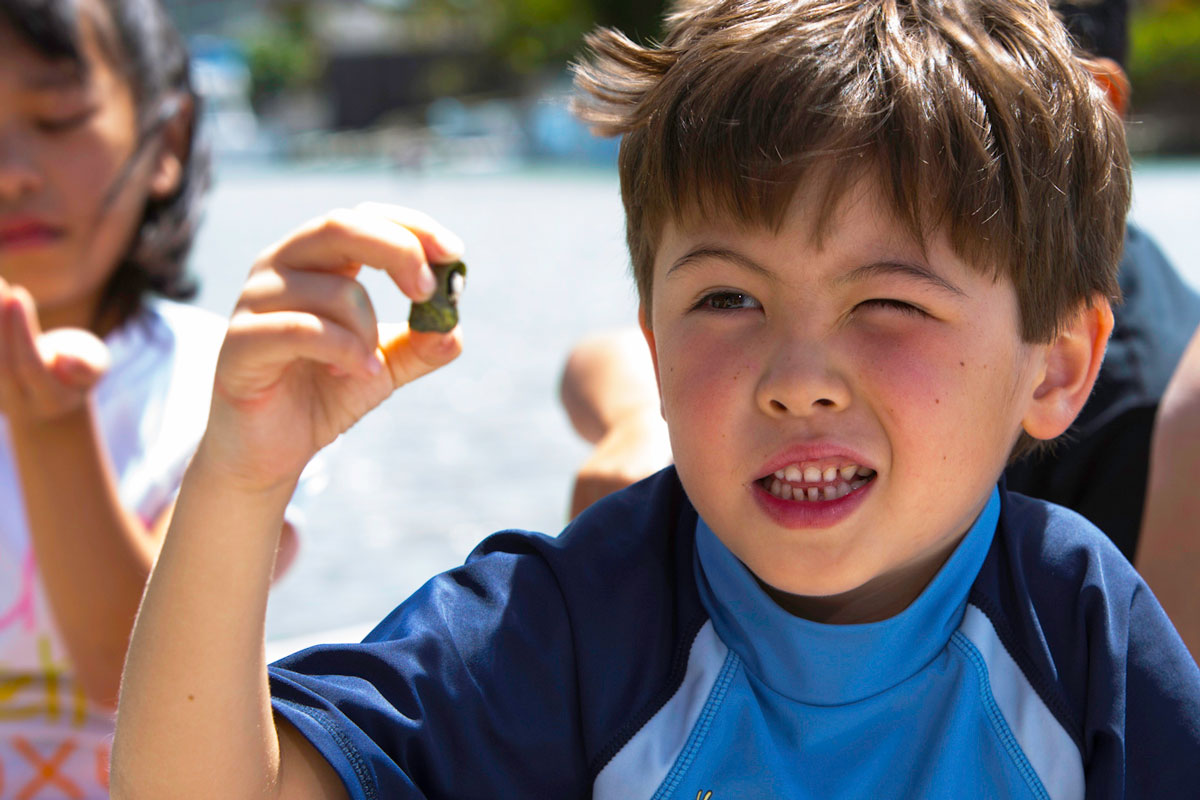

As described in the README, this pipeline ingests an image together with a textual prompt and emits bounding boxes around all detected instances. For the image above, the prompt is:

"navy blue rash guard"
[268,468,1200,799]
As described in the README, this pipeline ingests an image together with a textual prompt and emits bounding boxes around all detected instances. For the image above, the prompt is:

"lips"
[0,219,65,249]
[751,455,877,528]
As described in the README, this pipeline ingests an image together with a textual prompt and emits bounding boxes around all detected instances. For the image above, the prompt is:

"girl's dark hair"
[0,0,211,330]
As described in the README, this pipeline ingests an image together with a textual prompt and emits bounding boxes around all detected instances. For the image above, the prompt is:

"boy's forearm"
[8,401,160,706]
[112,446,294,799]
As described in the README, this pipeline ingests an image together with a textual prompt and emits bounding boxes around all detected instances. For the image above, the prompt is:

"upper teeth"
[773,463,872,483]
[765,462,875,503]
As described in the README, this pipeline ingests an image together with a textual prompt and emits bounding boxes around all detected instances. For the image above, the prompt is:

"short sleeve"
[267,538,591,800]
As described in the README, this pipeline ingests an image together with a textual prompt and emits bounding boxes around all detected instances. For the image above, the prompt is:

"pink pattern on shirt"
[0,551,36,633]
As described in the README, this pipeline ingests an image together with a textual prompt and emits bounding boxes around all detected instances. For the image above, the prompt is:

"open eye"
[693,291,762,312]
[856,298,928,317]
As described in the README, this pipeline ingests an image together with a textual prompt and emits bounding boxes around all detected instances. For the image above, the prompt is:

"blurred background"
[150,0,1199,653]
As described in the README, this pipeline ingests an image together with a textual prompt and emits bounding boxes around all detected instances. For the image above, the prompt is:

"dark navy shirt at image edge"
[266,468,1200,798]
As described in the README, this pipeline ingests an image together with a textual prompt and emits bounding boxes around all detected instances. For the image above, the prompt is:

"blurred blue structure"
[189,35,272,158]
[525,80,620,165]
[425,81,619,169]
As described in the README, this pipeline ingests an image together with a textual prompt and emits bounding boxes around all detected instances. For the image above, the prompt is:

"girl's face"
[0,6,167,333]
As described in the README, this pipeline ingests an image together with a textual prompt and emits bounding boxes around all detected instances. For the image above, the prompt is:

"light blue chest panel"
[593,489,1085,800]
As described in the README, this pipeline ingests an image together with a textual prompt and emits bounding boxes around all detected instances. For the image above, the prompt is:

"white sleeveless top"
[0,299,230,797]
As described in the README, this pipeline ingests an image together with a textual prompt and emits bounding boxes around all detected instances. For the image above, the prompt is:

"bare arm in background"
[1138,322,1200,664]
[560,327,672,519]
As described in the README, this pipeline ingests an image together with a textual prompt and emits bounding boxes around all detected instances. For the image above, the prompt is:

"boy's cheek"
[660,342,761,414]
[852,324,1004,410]
[849,334,950,413]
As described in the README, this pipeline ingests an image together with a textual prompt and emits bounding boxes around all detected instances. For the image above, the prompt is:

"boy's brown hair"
[572,0,1130,344]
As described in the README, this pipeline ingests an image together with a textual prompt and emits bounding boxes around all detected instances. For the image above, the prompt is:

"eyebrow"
[667,246,964,297]
[835,261,965,296]
[667,246,774,279]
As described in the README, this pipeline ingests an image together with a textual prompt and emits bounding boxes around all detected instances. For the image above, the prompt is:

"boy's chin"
[753,567,878,604]
[748,544,956,624]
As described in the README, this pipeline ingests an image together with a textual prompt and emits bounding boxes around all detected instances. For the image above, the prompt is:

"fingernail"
[364,353,382,375]
[417,266,438,299]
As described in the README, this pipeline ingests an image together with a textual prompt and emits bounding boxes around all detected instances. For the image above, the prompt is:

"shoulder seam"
[589,611,711,778]
[966,590,1085,754]
[650,649,740,800]
[950,632,1050,800]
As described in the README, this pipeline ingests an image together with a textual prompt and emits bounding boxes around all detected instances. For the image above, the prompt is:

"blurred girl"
[0,1,296,794]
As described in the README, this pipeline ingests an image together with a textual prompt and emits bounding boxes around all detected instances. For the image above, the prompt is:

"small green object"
[409,260,466,333]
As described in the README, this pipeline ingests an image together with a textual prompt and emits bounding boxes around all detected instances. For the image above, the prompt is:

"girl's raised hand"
[0,278,111,426]
[202,204,465,493]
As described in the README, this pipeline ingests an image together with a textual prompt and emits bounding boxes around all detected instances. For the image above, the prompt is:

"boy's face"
[644,171,1046,610]
[0,5,162,331]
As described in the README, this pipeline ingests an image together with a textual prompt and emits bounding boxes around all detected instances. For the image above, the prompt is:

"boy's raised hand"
[0,278,111,425]
[204,203,464,491]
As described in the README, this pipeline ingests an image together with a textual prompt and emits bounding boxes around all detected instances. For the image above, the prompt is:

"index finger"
[356,203,465,264]
[265,205,465,302]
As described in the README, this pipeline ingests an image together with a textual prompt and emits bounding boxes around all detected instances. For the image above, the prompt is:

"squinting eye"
[858,298,927,316]
[35,109,94,134]
[696,291,762,312]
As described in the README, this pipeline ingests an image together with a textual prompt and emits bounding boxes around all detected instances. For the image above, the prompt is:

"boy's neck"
[756,530,966,624]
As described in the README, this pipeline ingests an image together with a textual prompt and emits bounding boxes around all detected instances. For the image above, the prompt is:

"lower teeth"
[766,476,871,501]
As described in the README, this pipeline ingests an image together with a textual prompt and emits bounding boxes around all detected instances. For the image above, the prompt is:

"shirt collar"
[693,486,1000,704]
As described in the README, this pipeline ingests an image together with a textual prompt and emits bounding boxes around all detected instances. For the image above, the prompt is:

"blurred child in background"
[0,0,299,794]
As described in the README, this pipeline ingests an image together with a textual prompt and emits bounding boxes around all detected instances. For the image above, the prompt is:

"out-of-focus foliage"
[408,0,668,75]
[243,1,323,106]
[486,0,597,75]
[589,1,670,45]
[238,0,671,105]
[1128,0,1200,105]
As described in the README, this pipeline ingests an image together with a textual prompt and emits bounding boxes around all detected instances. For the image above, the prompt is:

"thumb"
[377,323,462,389]
[38,328,112,389]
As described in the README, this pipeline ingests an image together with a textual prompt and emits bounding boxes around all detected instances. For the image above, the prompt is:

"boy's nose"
[755,340,852,418]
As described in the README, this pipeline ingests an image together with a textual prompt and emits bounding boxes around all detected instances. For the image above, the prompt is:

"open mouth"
[758,463,876,502]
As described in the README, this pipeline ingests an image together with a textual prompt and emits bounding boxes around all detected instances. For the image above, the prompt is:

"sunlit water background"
[182,159,1200,652]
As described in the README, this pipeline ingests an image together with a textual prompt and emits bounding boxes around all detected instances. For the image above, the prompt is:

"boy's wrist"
[188,435,304,505]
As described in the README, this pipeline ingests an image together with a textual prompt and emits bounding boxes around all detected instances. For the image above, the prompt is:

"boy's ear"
[148,95,194,200]
[638,305,666,419]
[1022,297,1114,441]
